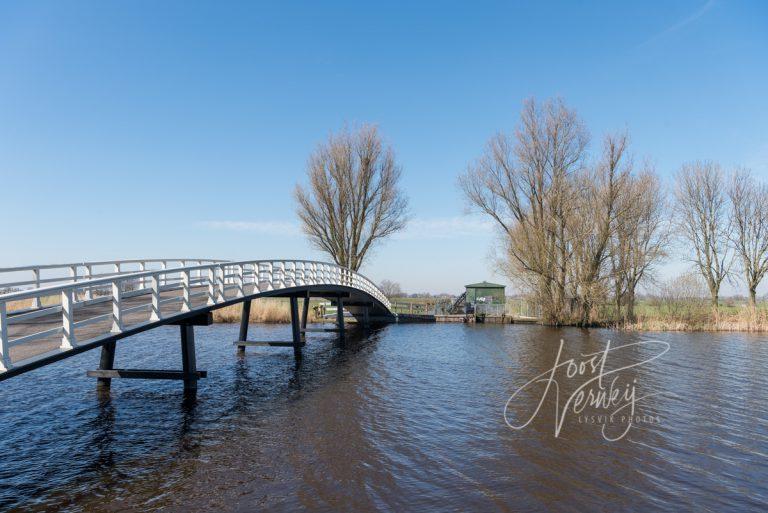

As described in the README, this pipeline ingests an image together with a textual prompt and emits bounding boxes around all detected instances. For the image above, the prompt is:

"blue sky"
[1,1,766,294]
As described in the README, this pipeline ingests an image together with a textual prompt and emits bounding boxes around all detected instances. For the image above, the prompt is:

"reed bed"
[619,307,768,332]
[212,298,323,324]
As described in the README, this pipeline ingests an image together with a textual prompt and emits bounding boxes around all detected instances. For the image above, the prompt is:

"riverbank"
[8,295,768,332]
[618,309,768,332]
[212,298,324,324]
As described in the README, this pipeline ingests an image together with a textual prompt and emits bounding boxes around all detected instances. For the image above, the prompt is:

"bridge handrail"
[0,259,390,372]
[0,258,228,301]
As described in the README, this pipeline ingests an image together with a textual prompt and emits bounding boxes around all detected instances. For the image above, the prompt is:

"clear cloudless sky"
[1,1,766,294]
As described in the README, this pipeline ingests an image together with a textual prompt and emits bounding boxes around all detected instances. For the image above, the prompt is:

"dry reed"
[621,308,768,332]
[212,298,323,324]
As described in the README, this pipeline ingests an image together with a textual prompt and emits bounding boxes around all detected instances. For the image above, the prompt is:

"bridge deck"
[0,259,395,380]
[6,285,218,364]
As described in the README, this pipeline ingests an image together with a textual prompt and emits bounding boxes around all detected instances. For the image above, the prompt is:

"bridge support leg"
[237,300,252,354]
[336,296,345,339]
[96,341,117,390]
[180,324,198,392]
[301,296,310,340]
[363,306,370,330]
[290,296,302,359]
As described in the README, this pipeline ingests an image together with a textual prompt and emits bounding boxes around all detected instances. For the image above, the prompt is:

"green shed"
[465,281,506,304]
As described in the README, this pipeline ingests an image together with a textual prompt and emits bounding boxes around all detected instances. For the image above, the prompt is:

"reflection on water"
[0,323,767,512]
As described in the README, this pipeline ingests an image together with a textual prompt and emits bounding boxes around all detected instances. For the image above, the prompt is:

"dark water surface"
[1,323,767,512]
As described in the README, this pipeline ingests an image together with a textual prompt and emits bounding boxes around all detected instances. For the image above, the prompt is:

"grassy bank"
[212,298,324,324]
[616,304,768,332]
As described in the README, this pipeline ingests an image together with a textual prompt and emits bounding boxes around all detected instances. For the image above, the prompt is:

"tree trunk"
[626,292,636,324]
[749,287,757,313]
[580,298,592,327]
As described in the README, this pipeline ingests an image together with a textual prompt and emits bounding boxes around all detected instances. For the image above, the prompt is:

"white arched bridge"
[0,259,395,390]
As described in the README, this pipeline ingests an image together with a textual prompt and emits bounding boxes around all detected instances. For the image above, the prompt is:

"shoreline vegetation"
[6,296,768,332]
[211,299,324,324]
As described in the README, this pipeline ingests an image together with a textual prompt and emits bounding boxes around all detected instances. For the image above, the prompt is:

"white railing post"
[267,262,275,291]
[61,289,75,349]
[217,266,226,302]
[0,302,9,371]
[111,280,122,333]
[84,265,93,300]
[284,262,292,288]
[150,274,161,321]
[182,270,191,312]
[137,261,146,290]
[160,261,167,287]
[207,268,215,305]
[236,264,244,297]
[31,268,41,308]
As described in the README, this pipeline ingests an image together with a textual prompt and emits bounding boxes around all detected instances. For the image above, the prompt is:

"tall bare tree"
[295,125,408,271]
[459,98,588,324]
[610,168,668,322]
[727,168,768,311]
[674,161,731,309]
[570,133,631,326]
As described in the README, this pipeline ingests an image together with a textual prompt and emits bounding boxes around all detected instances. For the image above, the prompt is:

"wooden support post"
[301,296,310,339]
[363,306,370,330]
[238,300,251,354]
[290,296,302,359]
[336,296,345,339]
[96,341,117,389]
[180,324,198,391]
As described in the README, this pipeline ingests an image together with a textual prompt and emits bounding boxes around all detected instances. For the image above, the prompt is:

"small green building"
[465,281,506,304]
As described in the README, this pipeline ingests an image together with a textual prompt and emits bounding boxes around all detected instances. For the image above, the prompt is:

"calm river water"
[0,323,767,512]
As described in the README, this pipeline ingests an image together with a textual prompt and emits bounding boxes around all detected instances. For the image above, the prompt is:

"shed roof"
[464,281,506,289]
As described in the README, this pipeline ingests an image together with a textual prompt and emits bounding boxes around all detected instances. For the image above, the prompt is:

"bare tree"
[459,98,588,324]
[570,133,631,326]
[295,125,408,271]
[378,279,403,298]
[610,168,668,322]
[674,161,731,309]
[728,168,768,311]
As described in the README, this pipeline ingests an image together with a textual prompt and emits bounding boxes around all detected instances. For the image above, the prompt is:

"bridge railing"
[0,259,390,372]
[0,259,228,310]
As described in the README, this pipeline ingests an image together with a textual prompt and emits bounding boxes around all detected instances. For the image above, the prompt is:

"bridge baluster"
[84,265,93,300]
[182,270,191,312]
[61,289,76,349]
[69,266,78,302]
[150,275,162,321]
[217,266,226,302]
[207,268,215,305]
[0,302,9,371]
[235,265,244,297]
[137,262,146,291]
[111,280,122,333]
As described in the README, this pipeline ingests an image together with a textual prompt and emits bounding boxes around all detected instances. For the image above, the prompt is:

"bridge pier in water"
[87,313,210,392]
[95,341,116,390]
[236,300,252,355]
[235,294,311,357]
